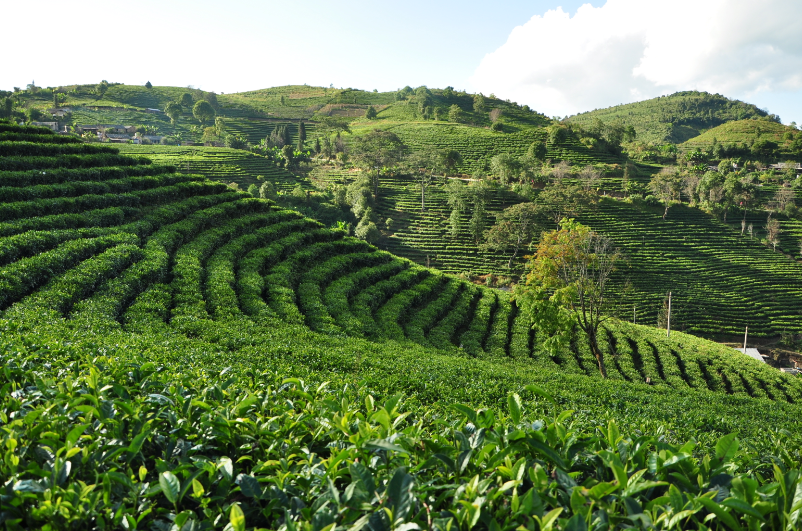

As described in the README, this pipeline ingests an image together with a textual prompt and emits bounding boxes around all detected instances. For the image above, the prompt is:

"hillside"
[4,123,802,529]
[681,118,801,152]
[566,91,771,144]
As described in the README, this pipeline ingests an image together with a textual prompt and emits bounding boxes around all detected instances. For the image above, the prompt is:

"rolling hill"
[3,121,802,530]
[566,91,772,144]
[680,118,801,152]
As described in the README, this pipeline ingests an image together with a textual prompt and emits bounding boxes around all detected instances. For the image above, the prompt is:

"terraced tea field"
[0,123,796,391]
[4,123,802,530]
[352,121,623,176]
[115,144,314,193]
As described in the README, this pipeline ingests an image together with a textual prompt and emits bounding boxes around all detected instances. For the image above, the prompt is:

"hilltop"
[681,118,802,154]
[566,91,772,144]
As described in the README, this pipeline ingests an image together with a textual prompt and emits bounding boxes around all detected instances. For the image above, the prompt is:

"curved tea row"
[1,122,799,403]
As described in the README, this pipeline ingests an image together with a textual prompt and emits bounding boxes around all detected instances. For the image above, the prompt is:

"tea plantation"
[2,123,802,530]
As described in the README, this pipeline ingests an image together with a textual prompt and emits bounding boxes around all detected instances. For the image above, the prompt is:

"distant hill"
[680,118,800,152]
[566,91,772,144]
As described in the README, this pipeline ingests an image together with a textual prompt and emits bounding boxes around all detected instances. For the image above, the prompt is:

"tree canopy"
[192,100,215,124]
[482,202,541,268]
[515,219,621,378]
[349,130,406,198]
[164,102,182,125]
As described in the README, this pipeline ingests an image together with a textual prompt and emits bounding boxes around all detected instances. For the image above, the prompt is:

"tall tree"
[515,219,621,378]
[473,93,486,114]
[180,92,193,108]
[192,100,215,124]
[490,153,522,184]
[648,167,682,219]
[536,166,595,226]
[483,202,541,268]
[766,215,782,251]
[349,130,406,199]
[365,106,377,119]
[468,180,491,243]
[444,178,469,236]
[145,81,152,89]
[164,102,182,125]
[448,104,463,123]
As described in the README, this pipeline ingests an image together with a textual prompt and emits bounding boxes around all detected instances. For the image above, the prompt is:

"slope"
[681,118,801,152]
[4,123,802,529]
[566,91,771,144]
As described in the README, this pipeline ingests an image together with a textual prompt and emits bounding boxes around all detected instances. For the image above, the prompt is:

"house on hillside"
[106,133,132,143]
[734,347,770,363]
[145,108,163,114]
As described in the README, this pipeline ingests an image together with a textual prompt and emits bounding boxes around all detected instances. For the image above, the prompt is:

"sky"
[3,0,802,125]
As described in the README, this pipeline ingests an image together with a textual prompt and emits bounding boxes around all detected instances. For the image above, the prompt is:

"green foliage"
[567,91,772,144]
[448,104,463,124]
[192,100,215,124]
[163,101,182,124]
[6,117,802,529]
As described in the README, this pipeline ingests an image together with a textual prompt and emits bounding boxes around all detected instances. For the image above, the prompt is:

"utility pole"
[743,326,748,352]
[666,291,672,338]
[633,305,636,325]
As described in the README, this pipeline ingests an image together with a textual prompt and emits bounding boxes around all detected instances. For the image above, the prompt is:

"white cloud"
[470,0,802,120]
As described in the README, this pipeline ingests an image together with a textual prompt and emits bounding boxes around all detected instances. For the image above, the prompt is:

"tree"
[349,129,406,199]
[365,106,377,119]
[298,121,307,142]
[578,165,602,193]
[648,167,682,219]
[547,125,567,145]
[444,178,469,236]
[473,93,485,114]
[527,141,547,161]
[180,92,193,108]
[751,139,778,160]
[766,215,782,251]
[515,219,621,378]
[281,145,295,169]
[203,92,219,110]
[259,181,276,200]
[405,149,442,211]
[164,102,182,125]
[483,202,541,268]
[490,153,521,184]
[468,180,491,243]
[770,184,796,214]
[448,104,463,123]
[536,164,595,226]
[145,81,152,89]
[355,216,380,243]
[193,100,215,124]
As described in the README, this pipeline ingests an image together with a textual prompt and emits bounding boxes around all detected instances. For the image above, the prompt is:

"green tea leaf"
[524,384,557,405]
[236,473,262,498]
[230,503,245,531]
[716,433,739,462]
[159,471,180,504]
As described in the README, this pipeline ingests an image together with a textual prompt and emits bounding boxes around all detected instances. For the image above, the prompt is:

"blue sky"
[3,0,801,125]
